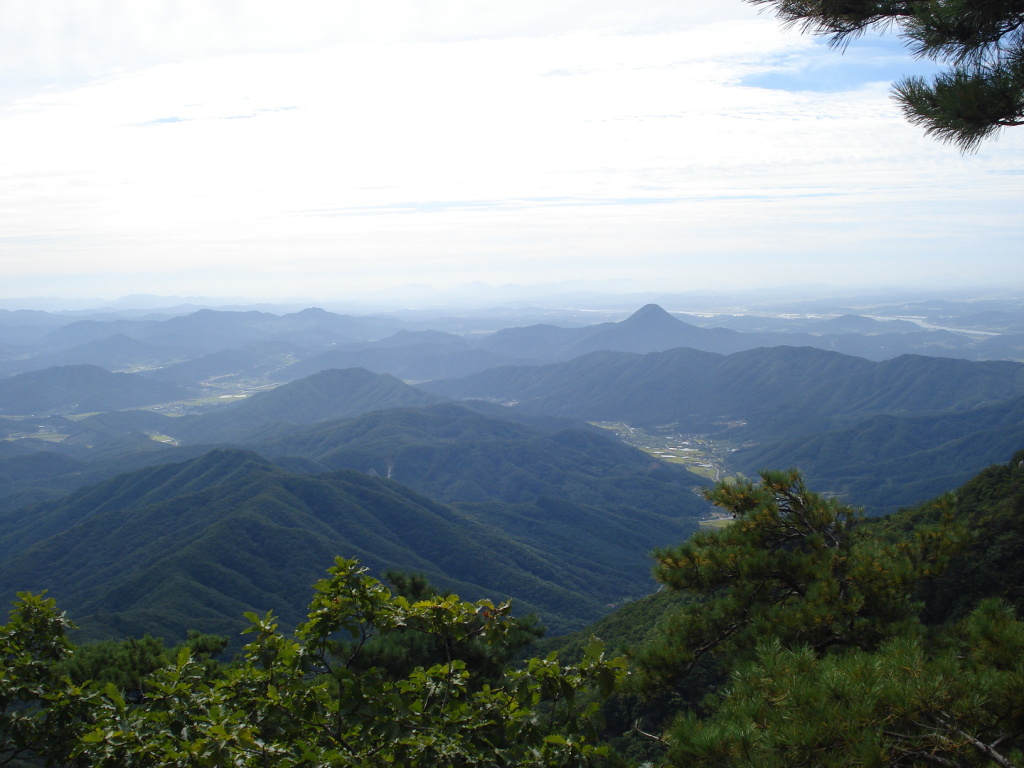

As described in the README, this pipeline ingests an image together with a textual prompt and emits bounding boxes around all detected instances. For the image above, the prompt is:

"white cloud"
[0,2,1021,299]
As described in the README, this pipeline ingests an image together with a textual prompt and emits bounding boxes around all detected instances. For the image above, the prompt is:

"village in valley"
[591,421,740,482]
[590,421,743,527]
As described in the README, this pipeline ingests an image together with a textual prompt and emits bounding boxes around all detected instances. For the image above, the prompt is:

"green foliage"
[745,0,1024,150]
[56,631,229,700]
[0,559,626,767]
[633,470,958,692]
[667,598,1024,767]
[887,449,1024,624]
[0,591,76,766]
[624,469,978,766]
[351,570,545,680]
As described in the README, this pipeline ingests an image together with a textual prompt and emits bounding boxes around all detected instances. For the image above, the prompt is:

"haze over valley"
[0,287,1021,642]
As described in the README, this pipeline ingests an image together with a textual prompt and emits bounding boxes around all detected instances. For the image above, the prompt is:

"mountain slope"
[254,402,702,508]
[166,368,448,443]
[0,365,192,416]
[0,334,184,377]
[273,335,513,383]
[423,346,1024,438]
[143,340,307,387]
[735,394,1024,513]
[249,402,707,598]
[0,449,675,640]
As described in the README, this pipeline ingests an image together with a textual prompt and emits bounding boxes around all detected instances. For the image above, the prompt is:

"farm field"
[591,421,743,483]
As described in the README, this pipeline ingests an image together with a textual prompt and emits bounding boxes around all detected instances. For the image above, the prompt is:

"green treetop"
[0,559,626,767]
[633,470,959,691]
[746,0,1024,150]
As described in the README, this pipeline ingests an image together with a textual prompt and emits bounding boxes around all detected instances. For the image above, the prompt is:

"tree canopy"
[746,0,1024,150]
[624,468,1024,767]
[0,559,626,767]
[5,460,1024,767]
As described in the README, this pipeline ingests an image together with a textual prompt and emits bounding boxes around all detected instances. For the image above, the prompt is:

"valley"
[0,294,1021,646]
[590,421,742,482]
[0,293,1022,766]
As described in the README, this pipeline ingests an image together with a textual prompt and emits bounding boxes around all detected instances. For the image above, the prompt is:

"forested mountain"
[252,401,696,504]
[888,449,1024,624]
[0,334,183,378]
[142,340,306,387]
[423,345,1024,438]
[270,330,515,382]
[8,448,1022,767]
[528,451,1024,766]
[544,449,1024,662]
[0,448,703,641]
[164,367,447,443]
[0,364,191,416]
[735,393,1024,513]
[422,347,1024,513]
[0,299,1021,655]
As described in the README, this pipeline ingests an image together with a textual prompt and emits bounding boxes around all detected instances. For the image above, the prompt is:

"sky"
[1,1,1022,303]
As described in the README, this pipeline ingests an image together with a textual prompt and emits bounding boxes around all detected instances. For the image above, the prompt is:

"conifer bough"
[746,0,1024,150]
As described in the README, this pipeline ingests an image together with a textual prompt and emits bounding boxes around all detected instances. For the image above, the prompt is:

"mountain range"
[1,302,1020,387]
[0,298,1021,648]
[0,447,703,641]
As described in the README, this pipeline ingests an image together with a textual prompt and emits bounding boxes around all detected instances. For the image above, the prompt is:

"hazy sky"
[2,1,1021,302]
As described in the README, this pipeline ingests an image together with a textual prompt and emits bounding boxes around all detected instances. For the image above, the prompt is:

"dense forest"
[3,450,1022,766]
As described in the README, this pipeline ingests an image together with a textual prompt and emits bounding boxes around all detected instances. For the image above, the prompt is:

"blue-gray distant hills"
[0,334,184,378]
[272,331,511,383]
[422,346,1024,435]
[137,340,305,387]
[38,307,401,354]
[0,364,191,416]
[467,304,991,366]
[3,303,1017,386]
[165,367,448,444]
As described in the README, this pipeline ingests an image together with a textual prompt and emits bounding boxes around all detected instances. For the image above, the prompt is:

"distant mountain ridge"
[4,302,1017,389]
[421,346,1024,513]
[422,345,1024,438]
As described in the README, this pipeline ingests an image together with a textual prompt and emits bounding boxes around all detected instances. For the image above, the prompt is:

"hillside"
[143,340,306,387]
[165,367,448,443]
[254,401,702,507]
[0,334,183,377]
[0,447,702,641]
[734,394,1024,513]
[0,364,192,416]
[885,448,1024,623]
[424,346,1024,437]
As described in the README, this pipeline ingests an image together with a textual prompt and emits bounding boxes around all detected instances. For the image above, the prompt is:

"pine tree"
[745,0,1024,150]
[668,599,1024,768]
[633,470,957,691]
